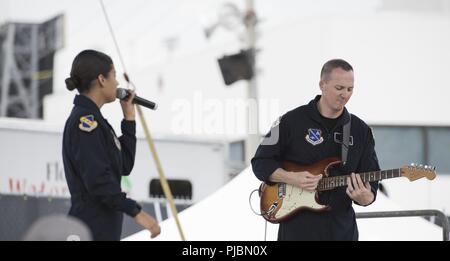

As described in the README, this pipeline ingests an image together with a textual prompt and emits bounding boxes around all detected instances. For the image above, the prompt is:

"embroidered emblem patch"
[305,128,324,146]
[111,130,122,151]
[79,115,98,132]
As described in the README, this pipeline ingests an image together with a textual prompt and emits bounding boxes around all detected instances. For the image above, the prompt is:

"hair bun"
[65,76,80,91]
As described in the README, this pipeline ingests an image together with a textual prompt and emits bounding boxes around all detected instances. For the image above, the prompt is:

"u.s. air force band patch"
[79,115,98,132]
[305,128,324,145]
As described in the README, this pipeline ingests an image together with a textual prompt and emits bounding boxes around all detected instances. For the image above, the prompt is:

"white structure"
[1,0,449,240]
[1,0,450,135]
[0,117,244,202]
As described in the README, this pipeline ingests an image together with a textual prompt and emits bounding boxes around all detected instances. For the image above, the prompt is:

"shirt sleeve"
[355,127,380,206]
[251,115,289,182]
[119,119,137,176]
[71,124,141,217]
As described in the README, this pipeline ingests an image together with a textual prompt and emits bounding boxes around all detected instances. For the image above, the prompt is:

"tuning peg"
[424,165,429,169]
[410,163,415,167]
[419,164,423,168]
[432,166,436,171]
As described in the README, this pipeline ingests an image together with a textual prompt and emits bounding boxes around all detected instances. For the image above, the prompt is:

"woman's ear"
[97,74,106,87]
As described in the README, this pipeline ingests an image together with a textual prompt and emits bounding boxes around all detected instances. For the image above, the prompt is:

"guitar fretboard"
[317,168,402,191]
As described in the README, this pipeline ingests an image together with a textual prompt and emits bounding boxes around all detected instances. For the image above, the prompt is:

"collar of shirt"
[73,94,105,121]
[307,95,350,128]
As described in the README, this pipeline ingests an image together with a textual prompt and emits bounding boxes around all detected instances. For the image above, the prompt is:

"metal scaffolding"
[0,14,64,119]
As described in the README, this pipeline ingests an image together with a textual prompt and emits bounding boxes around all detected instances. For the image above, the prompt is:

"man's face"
[320,68,354,113]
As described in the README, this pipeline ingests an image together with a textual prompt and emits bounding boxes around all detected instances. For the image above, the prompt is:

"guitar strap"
[341,114,351,166]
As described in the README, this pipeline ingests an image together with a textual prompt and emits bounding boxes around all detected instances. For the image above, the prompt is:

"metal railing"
[356,209,449,241]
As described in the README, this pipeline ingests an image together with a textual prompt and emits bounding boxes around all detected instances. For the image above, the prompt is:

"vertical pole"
[244,0,260,164]
[0,24,14,117]
[136,105,186,241]
[98,0,186,240]
[29,24,39,118]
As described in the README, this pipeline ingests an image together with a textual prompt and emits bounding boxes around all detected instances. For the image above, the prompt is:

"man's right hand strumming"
[269,168,323,192]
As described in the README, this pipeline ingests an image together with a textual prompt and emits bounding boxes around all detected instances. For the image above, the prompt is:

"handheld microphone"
[116,88,157,110]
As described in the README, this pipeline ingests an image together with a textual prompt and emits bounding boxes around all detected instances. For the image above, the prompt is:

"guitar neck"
[317,168,402,191]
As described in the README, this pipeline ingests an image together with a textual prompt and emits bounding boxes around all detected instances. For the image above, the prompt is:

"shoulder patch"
[79,115,98,132]
[305,128,324,146]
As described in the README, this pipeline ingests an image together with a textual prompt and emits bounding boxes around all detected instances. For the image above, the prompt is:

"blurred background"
[0,0,449,240]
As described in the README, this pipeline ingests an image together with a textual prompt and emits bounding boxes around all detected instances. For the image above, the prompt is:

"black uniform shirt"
[62,95,141,241]
[251,95,380,240]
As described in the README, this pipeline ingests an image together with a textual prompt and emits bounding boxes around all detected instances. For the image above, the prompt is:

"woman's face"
[102,66,119,103]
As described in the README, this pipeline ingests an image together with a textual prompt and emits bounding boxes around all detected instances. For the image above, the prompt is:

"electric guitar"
[258,157,437,223]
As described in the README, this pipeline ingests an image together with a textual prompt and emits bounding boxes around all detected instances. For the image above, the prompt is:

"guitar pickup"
[278,183,286,198]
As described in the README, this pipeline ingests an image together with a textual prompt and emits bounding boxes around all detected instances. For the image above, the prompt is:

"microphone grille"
[116,88,127,99]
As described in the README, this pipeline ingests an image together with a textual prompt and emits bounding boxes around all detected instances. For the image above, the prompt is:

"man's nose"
[340,91,350,99]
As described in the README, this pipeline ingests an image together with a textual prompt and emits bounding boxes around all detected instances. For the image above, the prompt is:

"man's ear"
[319,80,325,91]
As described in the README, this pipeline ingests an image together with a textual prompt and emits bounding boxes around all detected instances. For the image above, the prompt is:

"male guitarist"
[251,59,379,240]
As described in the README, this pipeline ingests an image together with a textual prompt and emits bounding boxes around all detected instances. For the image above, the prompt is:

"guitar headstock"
[401,164,437,181]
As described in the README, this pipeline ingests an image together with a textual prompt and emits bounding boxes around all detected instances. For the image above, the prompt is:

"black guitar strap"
[341,114,351,166]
